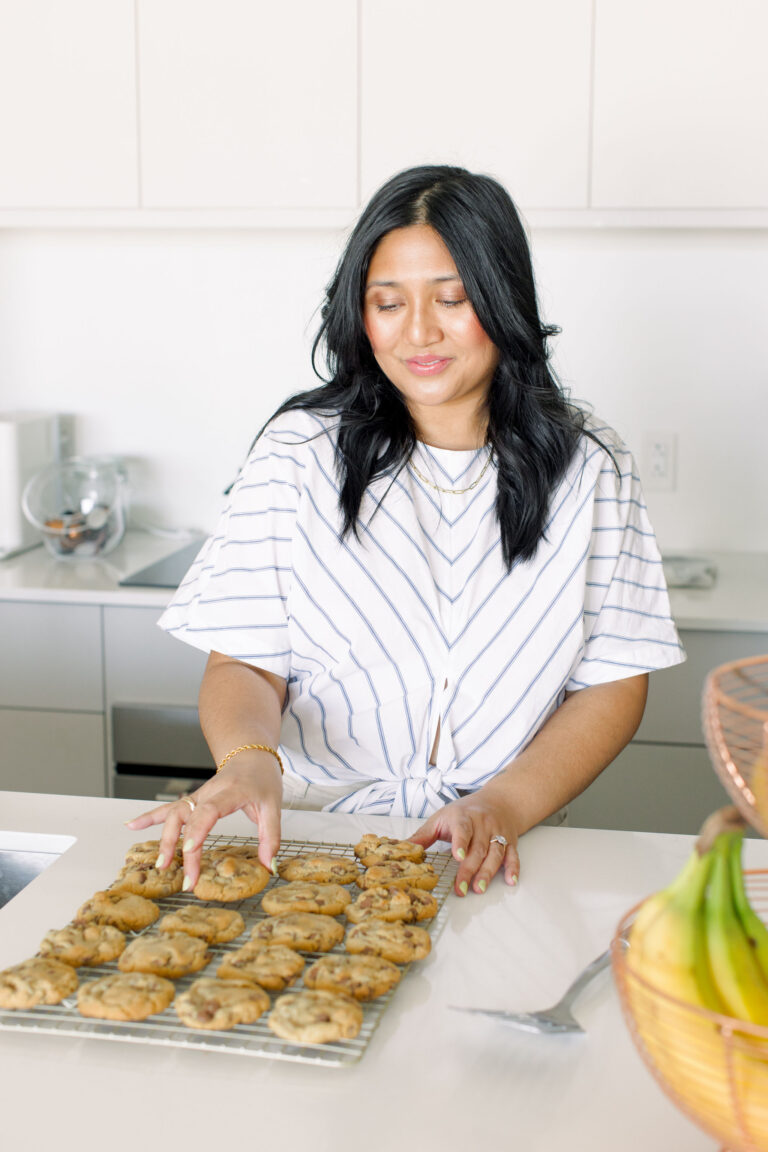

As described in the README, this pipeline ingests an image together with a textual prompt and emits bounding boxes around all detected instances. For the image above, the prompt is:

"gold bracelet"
[216,744,283,775]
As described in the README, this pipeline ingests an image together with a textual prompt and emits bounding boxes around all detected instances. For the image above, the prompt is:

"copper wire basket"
[703,655,768,840]
[612,872,768,1152]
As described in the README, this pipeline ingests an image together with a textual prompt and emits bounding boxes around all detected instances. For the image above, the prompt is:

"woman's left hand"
[409,793,520,896]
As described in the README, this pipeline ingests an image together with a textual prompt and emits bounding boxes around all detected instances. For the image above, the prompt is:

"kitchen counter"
[4,792,768,1150]
[0,533,766,631]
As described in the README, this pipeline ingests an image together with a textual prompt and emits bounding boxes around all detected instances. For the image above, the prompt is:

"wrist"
[215,743,283,776]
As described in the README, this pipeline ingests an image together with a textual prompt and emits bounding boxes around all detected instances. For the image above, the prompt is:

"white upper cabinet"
[592,0,768,209]
[137,0,358,210]
[0,0,138,208]
[359,0,593,210]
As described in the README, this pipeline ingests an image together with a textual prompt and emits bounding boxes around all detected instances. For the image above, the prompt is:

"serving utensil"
[450,943,617,1034]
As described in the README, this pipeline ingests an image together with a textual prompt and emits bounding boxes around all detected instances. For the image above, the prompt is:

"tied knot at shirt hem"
[324,767,463,819]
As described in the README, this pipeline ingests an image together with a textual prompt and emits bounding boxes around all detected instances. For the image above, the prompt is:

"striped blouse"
[159,408,685,817]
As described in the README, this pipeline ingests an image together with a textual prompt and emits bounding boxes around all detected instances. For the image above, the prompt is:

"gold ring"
[179,795,196,814]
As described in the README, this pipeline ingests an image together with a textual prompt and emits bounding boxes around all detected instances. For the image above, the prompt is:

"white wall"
[0,223,766,552]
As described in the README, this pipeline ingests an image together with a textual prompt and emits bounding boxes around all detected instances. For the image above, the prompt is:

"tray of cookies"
[0,833,457,1066]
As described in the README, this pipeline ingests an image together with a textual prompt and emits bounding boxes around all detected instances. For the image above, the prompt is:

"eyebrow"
[365,275,462,289]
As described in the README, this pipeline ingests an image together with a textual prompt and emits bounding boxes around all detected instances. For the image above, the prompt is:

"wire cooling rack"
[0,835,457,1067]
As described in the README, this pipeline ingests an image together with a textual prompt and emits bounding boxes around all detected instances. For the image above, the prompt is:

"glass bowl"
[22,457,127,559]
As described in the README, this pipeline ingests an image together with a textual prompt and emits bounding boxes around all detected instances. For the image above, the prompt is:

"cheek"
[458,313,498,361]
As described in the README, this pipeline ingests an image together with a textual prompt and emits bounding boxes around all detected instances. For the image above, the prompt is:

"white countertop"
[4,791,768,1151]
[0,533,766,631]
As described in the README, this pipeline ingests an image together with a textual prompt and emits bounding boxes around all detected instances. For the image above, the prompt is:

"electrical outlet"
[642,430,677,492]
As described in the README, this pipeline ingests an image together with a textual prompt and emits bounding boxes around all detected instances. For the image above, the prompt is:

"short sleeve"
[157,424,304,678]
[566,438,685,690]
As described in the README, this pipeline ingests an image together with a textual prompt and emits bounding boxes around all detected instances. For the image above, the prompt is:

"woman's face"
[363,225,499,448]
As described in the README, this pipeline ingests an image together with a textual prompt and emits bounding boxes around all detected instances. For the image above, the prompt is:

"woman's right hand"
[124,755,283,891]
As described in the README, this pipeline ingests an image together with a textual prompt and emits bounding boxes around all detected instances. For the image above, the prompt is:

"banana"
[703,830,768,1026]
[628,843,724,1012]
[728,828,768,983]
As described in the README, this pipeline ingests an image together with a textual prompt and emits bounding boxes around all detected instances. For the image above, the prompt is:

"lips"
[405,356,453,376]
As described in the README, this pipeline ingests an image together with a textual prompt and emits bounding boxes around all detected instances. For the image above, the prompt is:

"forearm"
[198,650,286,768]
[479,673,649,836]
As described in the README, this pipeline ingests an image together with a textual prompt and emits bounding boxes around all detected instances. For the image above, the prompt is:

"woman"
[127,165,684,896]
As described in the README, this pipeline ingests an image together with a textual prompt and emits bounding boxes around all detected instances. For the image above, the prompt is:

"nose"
[405,301,442,348]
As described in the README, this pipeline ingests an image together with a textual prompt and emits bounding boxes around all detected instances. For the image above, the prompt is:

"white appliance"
[0,411,59,559]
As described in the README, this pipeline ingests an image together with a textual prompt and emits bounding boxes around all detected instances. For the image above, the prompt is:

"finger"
[179,801,222,891]
[124,803,175,832]
[469,837,508,895]
[408,814,440,850]
[503,842,521,888]
[243,798,282,874]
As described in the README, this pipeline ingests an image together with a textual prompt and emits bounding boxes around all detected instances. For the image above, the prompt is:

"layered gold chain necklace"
[408,447,493,495]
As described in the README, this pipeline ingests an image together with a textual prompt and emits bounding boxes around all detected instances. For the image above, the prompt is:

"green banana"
[703,830,768,1025]
[728,829,768,985]
[628,844,725,1012]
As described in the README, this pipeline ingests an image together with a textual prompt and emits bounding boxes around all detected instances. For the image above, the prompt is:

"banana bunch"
[624,806,768,1146]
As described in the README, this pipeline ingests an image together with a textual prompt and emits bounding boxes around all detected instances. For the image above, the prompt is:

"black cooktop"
[119,538,206,589]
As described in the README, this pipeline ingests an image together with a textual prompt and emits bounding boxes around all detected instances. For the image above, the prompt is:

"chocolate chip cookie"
[38,923,127,967]
[158,905,246,945]
[277,854,360,885]
[358,861,438,891]
[250,913,344,953]
[174,977,270,1030]
[267,989,363,1045]
[117,932,211,979]
[345,920,432,964]
[217,943,305,991]
[304,953,401,1001]
[0,957,79,1009]
[112,860,184,899]
[77,972,175,1021]
[354,834,426,866]
[345,885,438,924]
[75,890,160,932]
[261,881,351,917]
[193,851,271,902]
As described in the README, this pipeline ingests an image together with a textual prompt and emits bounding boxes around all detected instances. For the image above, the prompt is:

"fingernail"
[182,875,192,892]
[123,820,135,826]
[183,839,194,853]
[509,874,518,887]
[456,848,466,861]
[271,857,278,877]
[155,853,165,869]
[459,881,468,896]
[478,879,487,894]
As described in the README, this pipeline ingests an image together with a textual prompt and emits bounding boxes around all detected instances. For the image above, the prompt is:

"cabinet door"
[0,0,138,208]
[138,0,358,209]
[0,601,103,711]
[103,606,207,707]
[360,0,593,209]
[592,0,768,208]
[0,709,105,795]
[568,743,736,835]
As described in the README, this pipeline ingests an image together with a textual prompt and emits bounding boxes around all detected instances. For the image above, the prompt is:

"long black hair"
[267,165,596,570]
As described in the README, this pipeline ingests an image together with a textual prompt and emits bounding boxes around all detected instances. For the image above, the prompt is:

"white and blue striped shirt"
[159,409,684,817]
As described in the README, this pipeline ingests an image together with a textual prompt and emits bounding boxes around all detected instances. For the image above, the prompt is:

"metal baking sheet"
[0,835,457,1067]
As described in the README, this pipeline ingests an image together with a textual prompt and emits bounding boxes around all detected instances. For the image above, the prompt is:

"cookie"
[359,861,438,891]
[250,913,344,953]
[345,920,432,964]
[158,906,245,945]
[112,860,184,899]
[217,943,305,991]
[354,833,426,866]
[76,972,175,1021]
[117,932,211,979]
[174,977,270,1031]
[267,989,363,1045]
[38,923,126,967]
[277,854,360,885]
[345,885,438,924]
[261,881,351,917]
[304,953,401,1001]
[124,839,183,867]
[206,843,261,860]
[193,852,270,902]
[75,890,160,932]
[0,957,79,1009]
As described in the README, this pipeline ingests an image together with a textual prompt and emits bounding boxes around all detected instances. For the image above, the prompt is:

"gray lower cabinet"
[0,708,105,795]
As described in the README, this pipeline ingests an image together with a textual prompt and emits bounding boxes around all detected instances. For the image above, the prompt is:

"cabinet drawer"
[637,629,768,745]
[104,606,207,707]
[0,601,103,710]
[0,708,105,795]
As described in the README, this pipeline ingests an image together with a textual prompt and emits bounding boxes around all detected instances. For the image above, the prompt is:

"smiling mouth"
[406,356,452,375]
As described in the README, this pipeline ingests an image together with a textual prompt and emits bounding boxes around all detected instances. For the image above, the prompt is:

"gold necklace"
[408,448,493,495]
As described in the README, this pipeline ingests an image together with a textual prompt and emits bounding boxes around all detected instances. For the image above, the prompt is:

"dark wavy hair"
[267,165,598,570]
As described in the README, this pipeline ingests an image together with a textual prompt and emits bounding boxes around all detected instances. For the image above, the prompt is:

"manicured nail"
[509,874,518,887]
[459,880,468,896]
[456,847,466,861]
[155,853,165,869]
[183,839,194,853]
[271,857,278,877]
[478,879,487,894]
[182,875,192,892]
